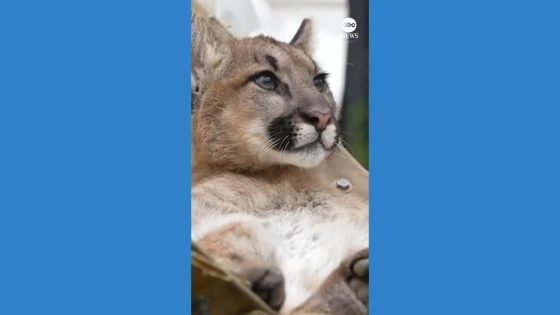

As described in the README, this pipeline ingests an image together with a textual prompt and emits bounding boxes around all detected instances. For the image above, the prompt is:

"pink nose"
[307,111,332,131]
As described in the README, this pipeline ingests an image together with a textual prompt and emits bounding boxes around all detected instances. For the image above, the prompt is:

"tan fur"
[191,4,368,314]
[191,35,333,173]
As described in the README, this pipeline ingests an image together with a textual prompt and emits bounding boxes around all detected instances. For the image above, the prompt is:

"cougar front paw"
[243,266,286,311]
[344,249,369,307]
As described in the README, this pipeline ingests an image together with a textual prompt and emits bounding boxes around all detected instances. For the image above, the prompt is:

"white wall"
[203,0,349,105]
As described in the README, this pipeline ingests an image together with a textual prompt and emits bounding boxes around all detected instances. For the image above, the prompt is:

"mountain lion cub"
[191,10,369,315]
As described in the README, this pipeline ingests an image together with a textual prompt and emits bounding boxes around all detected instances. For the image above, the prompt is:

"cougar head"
[192,15,341,171]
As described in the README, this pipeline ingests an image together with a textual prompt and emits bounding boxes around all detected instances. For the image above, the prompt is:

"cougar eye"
[313,73,328,91]
[253,71,277,90]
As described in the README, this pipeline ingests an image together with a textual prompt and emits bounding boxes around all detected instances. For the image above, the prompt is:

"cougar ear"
[289,19,313,54]
[191,13,233,98]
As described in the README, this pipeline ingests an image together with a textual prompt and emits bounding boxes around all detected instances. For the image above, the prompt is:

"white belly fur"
[192,210,369,313]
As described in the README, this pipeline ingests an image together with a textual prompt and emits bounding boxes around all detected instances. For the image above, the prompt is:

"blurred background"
[199,0,369,168]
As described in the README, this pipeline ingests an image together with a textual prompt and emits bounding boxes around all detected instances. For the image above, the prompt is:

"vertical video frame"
[191,1,369,314]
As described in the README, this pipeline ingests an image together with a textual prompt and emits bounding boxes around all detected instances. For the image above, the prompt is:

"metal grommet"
[336,177,352,192]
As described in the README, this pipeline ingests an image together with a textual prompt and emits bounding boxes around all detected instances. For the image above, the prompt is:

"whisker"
[278,135,290,152]
[339,138,354,151]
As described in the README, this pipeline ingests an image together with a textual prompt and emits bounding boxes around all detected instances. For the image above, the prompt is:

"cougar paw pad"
[344,249,369,307]
[351,258,369,278]
[246,267,286,311]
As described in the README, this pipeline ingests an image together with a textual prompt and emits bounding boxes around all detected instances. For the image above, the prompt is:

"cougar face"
[192,18,341,170]
[239,37,341,168]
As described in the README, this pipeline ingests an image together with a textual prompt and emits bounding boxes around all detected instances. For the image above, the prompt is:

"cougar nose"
[304,111,332,131]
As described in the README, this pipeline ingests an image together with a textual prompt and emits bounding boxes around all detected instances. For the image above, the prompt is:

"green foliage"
[343,98,369,169]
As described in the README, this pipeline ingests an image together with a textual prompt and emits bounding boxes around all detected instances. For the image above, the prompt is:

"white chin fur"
[259,145,328,168]
[249,121,337,169]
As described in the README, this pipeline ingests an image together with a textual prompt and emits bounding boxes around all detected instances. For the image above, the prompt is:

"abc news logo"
[341,18,358,39]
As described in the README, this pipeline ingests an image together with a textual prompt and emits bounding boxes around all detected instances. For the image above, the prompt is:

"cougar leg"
[197,222,286,311]
[290,248,369,315]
